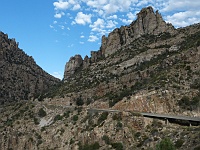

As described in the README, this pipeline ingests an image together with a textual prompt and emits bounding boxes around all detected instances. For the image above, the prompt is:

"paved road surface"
[88,108,200,122]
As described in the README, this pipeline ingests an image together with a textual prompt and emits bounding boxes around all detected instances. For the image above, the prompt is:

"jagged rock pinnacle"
[64,6,175,80]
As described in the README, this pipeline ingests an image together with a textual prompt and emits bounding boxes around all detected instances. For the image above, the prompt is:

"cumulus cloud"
[89,18,107,35]
[89,18,105,30]
[127,12,135,20]
[72,4,81,10]
[106,20,118,28]
[158,0,200,27]
[103,4,118,14]
[166,10,200,27]
[53,1,69,10]
[120,18,132,24]
[107,15,118,20]
[52,0,200,44]
[80,35,85,38]
[54,12,65,18]
[88,35,99,42]
[120,12,137,24]
[59,25,65,29]
[75,12,92,25]
[86,0,133,15]
[161,0,200,12]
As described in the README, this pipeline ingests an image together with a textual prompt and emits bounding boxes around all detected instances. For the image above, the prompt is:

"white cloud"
[136,0,150,7]
[52,0,200,45]
[157,0,200,28]
[75,12,92,25]
[54,13,62,18]
[53,1,69,10]
[119,12,136,24]
[80,35,85,38]
[103,3,118,14]
[80,41,84,44]
[51,71,63,80]
[106,20,118,28]
[127,12,135,20]
[88,35,99,42]
[68,44,74,47]
[89,18,105,30]
[69,0,76,5]
[120,18,132,24]
[107,15,118,19]
[72,4,81,10]
[98,10,104,16]
[161,0,200,12]
[54,12,65,18]
[166,10,200,27]
[59,25,65,29]
[53,21,57,24]
[89,18,107,35]
[49,25,54,28]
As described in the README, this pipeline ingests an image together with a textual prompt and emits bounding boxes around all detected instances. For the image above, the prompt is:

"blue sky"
[0,0,200,79]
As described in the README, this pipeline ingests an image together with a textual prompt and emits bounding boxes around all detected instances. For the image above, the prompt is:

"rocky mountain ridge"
[64,6,175,80]
[51,6,200,116]
[0,32,60,103]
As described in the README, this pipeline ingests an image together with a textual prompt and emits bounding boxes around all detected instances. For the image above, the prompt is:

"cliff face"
[64,55,83,80]
[64,6,175,79]
[101,6,175,57]
[0,32,60,103]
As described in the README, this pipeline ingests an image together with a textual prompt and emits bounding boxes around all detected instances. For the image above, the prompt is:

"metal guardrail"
[87,108,200,123]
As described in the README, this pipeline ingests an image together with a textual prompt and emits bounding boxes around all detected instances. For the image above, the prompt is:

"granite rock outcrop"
[101,6,175,57]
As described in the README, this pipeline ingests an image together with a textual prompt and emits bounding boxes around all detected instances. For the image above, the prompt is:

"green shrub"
[156,138,175,150]
[64,111,70,118]
[72,115,78,122]
[178,96,190,110]
[34,117,39,125]
[70,139,74,144]
[76,97,84,106]
[37,139,42,146]
[134,132,141,138]
[97,112,108,125]
[102,135,110,144]
[54,114,63,122]
[116,121,123,128]
[60,128,65,135]
[79,142,100,150]
[112,113,122,121]
[175,139,184,148]
[111,142,123,150]
[38,108,46,118]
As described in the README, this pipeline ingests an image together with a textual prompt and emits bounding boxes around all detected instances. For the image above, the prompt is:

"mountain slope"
[45,7,200,116]
[0,6,200,150]
[0,32,60,103]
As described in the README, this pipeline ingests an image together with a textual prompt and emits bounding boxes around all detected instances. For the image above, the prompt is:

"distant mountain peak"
[101,6,175,57]
[64,6,175,79]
